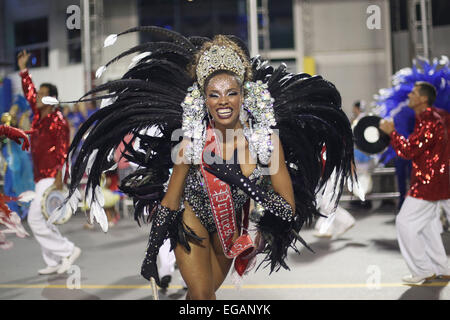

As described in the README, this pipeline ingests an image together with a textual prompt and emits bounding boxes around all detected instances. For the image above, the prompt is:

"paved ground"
[1,201,449,300]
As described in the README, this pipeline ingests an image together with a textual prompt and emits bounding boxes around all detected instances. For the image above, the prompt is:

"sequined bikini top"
[182,148,267,232]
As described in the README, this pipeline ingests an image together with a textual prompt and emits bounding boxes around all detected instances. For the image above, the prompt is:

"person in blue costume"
[1,110,34,219]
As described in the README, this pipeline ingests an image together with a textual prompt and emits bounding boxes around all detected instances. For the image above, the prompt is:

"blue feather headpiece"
[374,56,450,118]
[373,56,450,164]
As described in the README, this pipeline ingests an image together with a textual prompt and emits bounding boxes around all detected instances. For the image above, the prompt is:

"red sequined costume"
[390,107,450,201]
[19,69,70,182]
[391,106,450,279]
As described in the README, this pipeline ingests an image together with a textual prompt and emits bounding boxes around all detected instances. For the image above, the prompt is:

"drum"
[353,115,390,154]
[41,185,72,224]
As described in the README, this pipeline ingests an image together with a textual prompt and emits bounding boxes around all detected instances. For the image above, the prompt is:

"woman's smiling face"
[204,72,243,129]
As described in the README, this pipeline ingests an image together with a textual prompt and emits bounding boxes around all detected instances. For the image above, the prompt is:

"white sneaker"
[313,231,333,238]
[57,247,81,274]
[402,274,436,284]
[38,265,60,275]
[313,216,334,238]
[332,209,355,239]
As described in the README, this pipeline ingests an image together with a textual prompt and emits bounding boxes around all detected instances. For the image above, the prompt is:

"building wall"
[392,25,450,70]
[2,0,139,103]
[0,0,5,64]
[307,0,391,116]
[3,0,446,114]
[100,0,139,82]
[3,0,84,102]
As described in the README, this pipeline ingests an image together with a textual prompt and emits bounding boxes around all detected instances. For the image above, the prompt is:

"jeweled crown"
[196,45,245,88]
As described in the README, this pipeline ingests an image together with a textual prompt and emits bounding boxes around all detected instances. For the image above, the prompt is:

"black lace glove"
[203,154,293,223]
[141,204,183,286]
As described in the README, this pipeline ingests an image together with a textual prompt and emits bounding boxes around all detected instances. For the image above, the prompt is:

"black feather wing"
[67,28,194,224]
[252,57,354,225]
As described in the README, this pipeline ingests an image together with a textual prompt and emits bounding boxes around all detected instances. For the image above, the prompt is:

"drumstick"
[150,277,159,300]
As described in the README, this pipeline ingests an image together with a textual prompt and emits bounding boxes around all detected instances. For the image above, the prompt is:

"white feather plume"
[90,200,108,232]
[104,34,118,47]
[103,162,118,173]
[95,65,107,79]
[348,176,366,202]
[94,186,105,207]
[86,149,98,175]
[62,153,72,181]
[42,96,59,105]
[128,52,151,69]
[102,149,118,172]
[100,96,117,109]
[85,186,93,206]
[68,189,82,213]
[107,148,115,162]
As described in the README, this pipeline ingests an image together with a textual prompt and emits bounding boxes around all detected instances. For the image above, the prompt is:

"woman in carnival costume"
[48,27,354,300]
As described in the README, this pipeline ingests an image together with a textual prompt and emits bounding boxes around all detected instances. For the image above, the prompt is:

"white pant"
[157,239,176,278]
[28,178,75,267]
[396,196,449,277]
[441,200,450,231]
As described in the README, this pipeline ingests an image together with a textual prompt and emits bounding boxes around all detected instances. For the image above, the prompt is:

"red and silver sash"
[200,125,254,274]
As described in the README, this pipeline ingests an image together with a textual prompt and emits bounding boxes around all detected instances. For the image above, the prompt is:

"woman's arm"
[141,138,199,285]
[160,137,191,210]
[160,162,190,210]
[268,133,295,213]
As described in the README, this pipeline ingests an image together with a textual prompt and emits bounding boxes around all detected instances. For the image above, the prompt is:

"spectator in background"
[351,100,374,208]
[86,101,98,118]
[61,105,70,118]
[351,100,364,123]
[67,103,87,132]
[102,171,121,228]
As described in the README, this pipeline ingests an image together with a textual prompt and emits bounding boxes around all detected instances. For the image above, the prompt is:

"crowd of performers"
[0,26,449,299]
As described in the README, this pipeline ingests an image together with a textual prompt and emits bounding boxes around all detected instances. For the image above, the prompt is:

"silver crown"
[196,45,245,88]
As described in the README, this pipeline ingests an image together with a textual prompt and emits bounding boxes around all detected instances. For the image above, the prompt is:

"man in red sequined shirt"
[380,81,450,284]
[18,50,81,275]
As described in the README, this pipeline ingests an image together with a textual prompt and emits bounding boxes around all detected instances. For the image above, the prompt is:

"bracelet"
[259,191,293,222]
[250,192,293,223]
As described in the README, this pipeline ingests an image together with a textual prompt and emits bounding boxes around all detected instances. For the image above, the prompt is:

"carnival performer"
[1,110,35,219]
[17,50,81,275]
[48,27,354,300]
[0,124,31,249]
[375,56,450,211]
[380,81,450,284]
